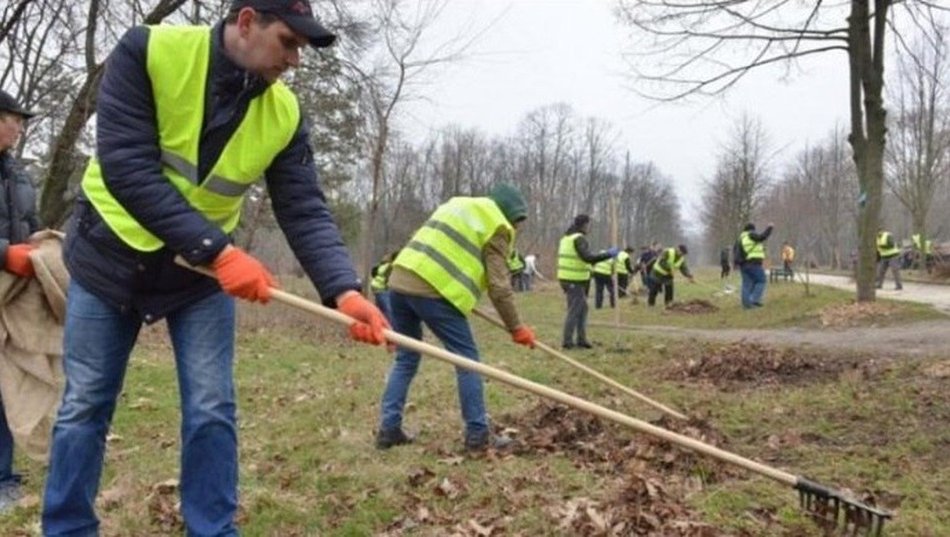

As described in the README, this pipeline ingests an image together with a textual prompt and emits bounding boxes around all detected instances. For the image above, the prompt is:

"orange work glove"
[337,291,390,346]
[212,246,276,303]
[5,243,35,278]
[511,325,536,348]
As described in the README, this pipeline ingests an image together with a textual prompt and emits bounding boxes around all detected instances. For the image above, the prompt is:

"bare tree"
[616,0,950,301]
[885,30,950,255]
[700,114,774,252]
[345,0,480,289]
[37,0,188,227]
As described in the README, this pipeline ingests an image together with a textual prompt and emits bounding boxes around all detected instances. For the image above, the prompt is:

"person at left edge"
[41,1,390,536]
[0,88,40,514]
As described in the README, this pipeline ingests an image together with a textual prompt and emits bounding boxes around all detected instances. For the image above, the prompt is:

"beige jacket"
[0,230,67,461]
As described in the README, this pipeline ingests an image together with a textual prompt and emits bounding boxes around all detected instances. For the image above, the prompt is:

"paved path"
[799,273,950,313]
[588,274,950,357]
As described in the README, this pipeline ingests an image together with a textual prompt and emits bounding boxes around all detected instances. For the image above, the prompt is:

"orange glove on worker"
[337,291,390,346]
[5,243,35,278]
[511,325,536,348]
[212,246,276,303]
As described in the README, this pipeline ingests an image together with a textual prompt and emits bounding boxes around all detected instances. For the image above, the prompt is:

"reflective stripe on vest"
[651,248,683,276]
[371,262,391,291]
[81,25,300,251]
[557,232,590,281]
[877,232,900,258]
[393,197,513,314]
[616,251,630,275]
[592,259,614,275]
[740,231,765,260]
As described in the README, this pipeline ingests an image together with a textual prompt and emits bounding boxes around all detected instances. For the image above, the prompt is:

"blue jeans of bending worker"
[374,290,393,324]
[740,263,767,308]
[43,281,238,537]
[379,292,488,440]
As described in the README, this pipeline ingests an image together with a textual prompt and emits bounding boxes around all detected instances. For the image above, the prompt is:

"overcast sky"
[399,1,854,227]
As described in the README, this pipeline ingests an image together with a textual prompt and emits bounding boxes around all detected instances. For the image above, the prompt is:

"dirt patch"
[665,299,719,314]
[818,301,899,328]
[664,341,872,389]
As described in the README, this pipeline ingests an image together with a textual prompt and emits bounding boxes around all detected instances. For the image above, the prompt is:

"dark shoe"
[376,428,413,449]
[895,286,903,290]
[465,432,514,452]
[752,302,763,307]
[562,342,574,350]
[576,342,594,349]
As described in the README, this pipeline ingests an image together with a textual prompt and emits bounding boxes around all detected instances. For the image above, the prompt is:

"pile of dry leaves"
[666,341,846,388]
[818,301,897,328]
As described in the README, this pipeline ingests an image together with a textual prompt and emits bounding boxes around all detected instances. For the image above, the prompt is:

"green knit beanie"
[488,183,527,224]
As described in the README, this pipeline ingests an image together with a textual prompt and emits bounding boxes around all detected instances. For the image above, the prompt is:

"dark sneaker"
[464,432,514,452]
[895,286,903,290]
[576,341,594,349]
[376,428,414,450]
[562,342,574,349]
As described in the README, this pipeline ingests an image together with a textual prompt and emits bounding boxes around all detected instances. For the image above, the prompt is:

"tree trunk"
[38,65,103,228]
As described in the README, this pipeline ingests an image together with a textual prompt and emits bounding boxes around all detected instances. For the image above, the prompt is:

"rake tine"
[795,477,890,536]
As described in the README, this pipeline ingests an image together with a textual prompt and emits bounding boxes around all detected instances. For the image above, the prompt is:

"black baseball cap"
[0,90,36,119]
[231,0,336,48]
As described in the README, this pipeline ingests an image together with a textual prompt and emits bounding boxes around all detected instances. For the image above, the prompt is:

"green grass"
[2,273,947,535]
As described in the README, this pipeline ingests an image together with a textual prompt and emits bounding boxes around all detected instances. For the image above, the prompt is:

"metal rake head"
[796,478,891,536]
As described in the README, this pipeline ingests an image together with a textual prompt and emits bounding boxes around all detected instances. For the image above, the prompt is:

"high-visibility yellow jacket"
[740,231,766,261]
[651,247,685,277]
[877,232,900,258]
[394,197,513,314]
[81,25,299,251]
[557,233,590,282]
[616,250,630,275]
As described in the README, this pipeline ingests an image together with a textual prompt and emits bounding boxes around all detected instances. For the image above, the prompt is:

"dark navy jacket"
[65,23,359,322]
[0,151,40,261]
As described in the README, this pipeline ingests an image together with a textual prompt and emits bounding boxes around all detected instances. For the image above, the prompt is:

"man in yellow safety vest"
[876,228,903,290]
[41,2,390,534]
[376,183,536,452]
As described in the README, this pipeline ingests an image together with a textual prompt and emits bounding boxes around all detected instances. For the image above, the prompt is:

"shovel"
[472,307,688,421]
[177,259,892,535]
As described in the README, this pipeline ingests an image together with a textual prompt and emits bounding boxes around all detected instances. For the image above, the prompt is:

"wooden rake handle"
[472,307,688,421]
[175,257,798,487]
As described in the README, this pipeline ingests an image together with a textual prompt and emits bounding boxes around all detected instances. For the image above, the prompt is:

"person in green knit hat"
[376,183,536,451]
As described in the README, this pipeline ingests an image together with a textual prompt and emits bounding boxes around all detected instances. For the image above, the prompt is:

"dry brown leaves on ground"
[665,300,719,314]
[666,341,856,388]
[818,301,898,328]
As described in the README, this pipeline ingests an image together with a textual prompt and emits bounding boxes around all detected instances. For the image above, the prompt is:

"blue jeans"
[740,263,767,308]
[43,281,238,537]
[378,292,487,439]
[374,290,393,324]
[0,391,21,488]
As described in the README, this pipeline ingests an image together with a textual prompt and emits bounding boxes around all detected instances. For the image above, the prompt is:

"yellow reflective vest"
[371,262,391,292]
[740,231,766,261]
[81,25,300,251]
[651,247,684,277]
[394,197,513,314]
[616,250,630,275]
[592,258,614,276]
[877,232,900,258]
[507,250,525,273]
[557,233,590,282]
